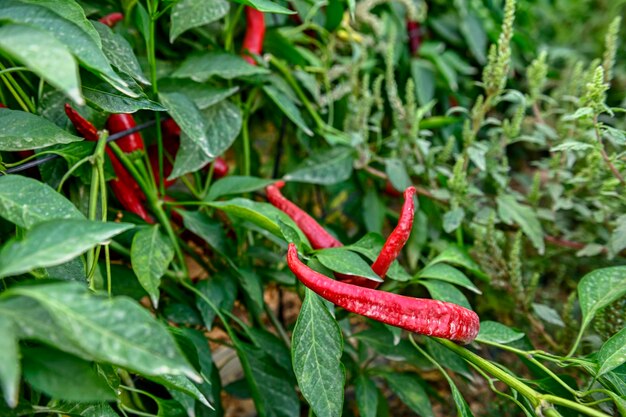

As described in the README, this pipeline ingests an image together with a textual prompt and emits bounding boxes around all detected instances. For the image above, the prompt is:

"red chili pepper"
[266,180,343,249]
[64,104,153,223]
[242,7,265,65]
[106,114,145,153]
[212,157,229,179]
[340,186,416,289]
[384,180,403,197]
[99,12,124,28]
[287,243,480,343]
[406,20,421,56]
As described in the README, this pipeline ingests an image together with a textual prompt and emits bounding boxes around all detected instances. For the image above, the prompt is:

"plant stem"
[593,116,625,185]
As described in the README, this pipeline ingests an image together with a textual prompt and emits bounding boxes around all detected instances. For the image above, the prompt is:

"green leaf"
[424,338,473,381]
[384,373,433,417]
[315,248,382,283]
[475,321,525,344]
[229,0,295,14]
[0,1,133,97]
[292,289,344,417]
[172,52,269,82]
[263,85,313,136]
[0,316,19,407]
[179,211,229,256]
[81,72,164,113]
[385,158,412,192]
[0,175,84,229]
[459,13,486,64]
[578,266,626,336]
[0,24,81,104]
[597,327,626,377]
[206,176,276,201]
[0,109,82,151]
[195,274,237,330]
[430,245,488,281]
[235,267,265,317]
[21,346,115,402]
[147,374,211,409]
[6,282,200,381]
[420,280,471,310]
[93,21,149,85]
[237,342,300,417]
[131,226,175,308]
[355,375,378,417]
[50,402,120,417]
[443,207,465,233]
[284,147,354,185]
[532,303,564,327]
[417,263,481,294]
[411,59,435,106]
[347,233,412,282]
[170,0,229,42]
[497,195,545,254]
[608,215,626,257]
[169,100,242,179]
[160,78,239,109]
[159,92,211,159]
[0,219,133,278]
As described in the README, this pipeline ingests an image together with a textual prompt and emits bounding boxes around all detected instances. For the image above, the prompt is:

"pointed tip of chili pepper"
[64,103,99,141]
[274,180,286,189]
[405,186,416,199]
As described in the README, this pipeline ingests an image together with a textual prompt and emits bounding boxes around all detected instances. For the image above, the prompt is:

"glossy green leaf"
[179,210,229,256]
[93,21,149,84]
[159,92,211,159]
[443,207,465,233]
[170,0,230,42]
[0,316,19,407]
[475,321,525,344]
[292,289,344,417]
[420,280,471,310]
[147,374,212,409]
[424,338,473,381]
[51,402,120,417]
[385,158,412,192]
[597,327,626,376]
[0,24,81,104]
[0,175,84,229]
[497,195,545,254]
[206,176,276,201]
[0,219,133,278]
[82,73,164,113]
[160,79,239,109]
[5,282,200,381]
[384,373,433,417]
[131,226,175,308]
[315,248,382,283]
[22,347,115,402]
[417,263,481,294]
[532,303,564,327]
[263,85,313,136]
[578,266,626,336]
[229,0,294,14]
[430,245,488,281]
[0,1,133,97]
[173,52,269,82]
[0,109,82,151]
[195,273,237,330]
[284,147,354,185]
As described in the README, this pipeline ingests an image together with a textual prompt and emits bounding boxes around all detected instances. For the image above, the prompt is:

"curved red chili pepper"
[287,243,480,343]
[242,7,265,65]
[406,20,421,56]
[340,186,416,288]
[106,114,145,153]
[64,104,153,223]
[99,12,124,28]
[266,181,343,249]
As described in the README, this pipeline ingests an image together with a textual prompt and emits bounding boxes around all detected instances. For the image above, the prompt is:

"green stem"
[224,4,244,52]
[56,155,93,192]
[86,132,109,289]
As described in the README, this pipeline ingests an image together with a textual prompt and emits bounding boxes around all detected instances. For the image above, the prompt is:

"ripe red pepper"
[64,104,153,223]
[105,114,145,153]
[406,20,421,56]
[287,243,480,343]
[99,12,124,28]
[241,7,265,65]
[266,180,343,249]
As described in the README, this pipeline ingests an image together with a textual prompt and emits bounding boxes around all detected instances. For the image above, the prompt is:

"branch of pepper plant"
[362,164,614,255]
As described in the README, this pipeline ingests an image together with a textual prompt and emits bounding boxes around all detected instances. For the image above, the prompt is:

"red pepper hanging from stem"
[406,20,421,56]
[105,113,145,153]
[99,12,124,28]
[287,243,480,343]
[241,7,265,65]
[64,104,153,223]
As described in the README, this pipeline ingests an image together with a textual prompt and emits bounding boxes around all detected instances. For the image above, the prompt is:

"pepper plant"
[0,0,625,416]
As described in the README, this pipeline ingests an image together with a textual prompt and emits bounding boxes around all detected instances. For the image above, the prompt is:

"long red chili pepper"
[406,20,421,56]
[105,114,145,153]
[287,243,480,343]
[241,7,265,65]
[99,12,124,28]
[64,104,153,223]
[340,186,416,288]
[266,180,343,249]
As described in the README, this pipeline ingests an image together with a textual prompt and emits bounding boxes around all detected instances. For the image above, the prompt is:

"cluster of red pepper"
[266,182,480,344]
